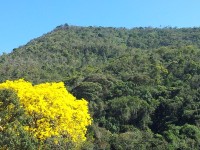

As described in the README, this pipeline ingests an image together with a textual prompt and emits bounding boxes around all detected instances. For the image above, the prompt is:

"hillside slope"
[1,25,200,149]
[1,25,200,83]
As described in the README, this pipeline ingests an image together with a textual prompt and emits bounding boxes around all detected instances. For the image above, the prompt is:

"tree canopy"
[1,25,200,149]
[0,79,91,149]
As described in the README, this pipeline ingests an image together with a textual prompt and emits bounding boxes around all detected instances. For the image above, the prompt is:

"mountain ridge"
[1,24,200,149]
[1,25,200,83]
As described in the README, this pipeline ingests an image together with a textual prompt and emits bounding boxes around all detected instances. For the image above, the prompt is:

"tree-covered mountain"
[1,24,200,149]
[2,25,200,83]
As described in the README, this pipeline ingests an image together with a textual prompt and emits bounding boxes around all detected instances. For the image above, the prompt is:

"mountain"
[1,25,200,83]
[1,25,200,149]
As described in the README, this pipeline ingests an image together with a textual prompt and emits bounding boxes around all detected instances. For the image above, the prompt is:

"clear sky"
[0,0,200,54]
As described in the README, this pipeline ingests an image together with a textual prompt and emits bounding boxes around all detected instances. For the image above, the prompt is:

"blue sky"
[0,0,200,54]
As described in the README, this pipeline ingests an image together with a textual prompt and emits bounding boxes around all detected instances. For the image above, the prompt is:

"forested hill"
[1,25,200,149]
[1,25,200,83]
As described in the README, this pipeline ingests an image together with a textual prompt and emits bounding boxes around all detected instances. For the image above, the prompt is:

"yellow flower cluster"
[0,79,92,143]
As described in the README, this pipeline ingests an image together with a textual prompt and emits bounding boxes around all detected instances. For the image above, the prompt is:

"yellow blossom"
[0,79,92,143]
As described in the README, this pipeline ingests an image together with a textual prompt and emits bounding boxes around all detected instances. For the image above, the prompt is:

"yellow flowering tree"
[0,79,92,145]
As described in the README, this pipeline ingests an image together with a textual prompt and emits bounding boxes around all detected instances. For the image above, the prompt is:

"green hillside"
[1,25,200,149]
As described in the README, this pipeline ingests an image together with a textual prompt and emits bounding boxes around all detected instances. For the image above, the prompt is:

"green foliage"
[0,89,38,149]
[1,25,200,149]
[163,124,200,149]
[106,96,152,130]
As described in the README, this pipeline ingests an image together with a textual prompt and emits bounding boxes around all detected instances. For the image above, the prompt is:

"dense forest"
[1,24,200,149]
